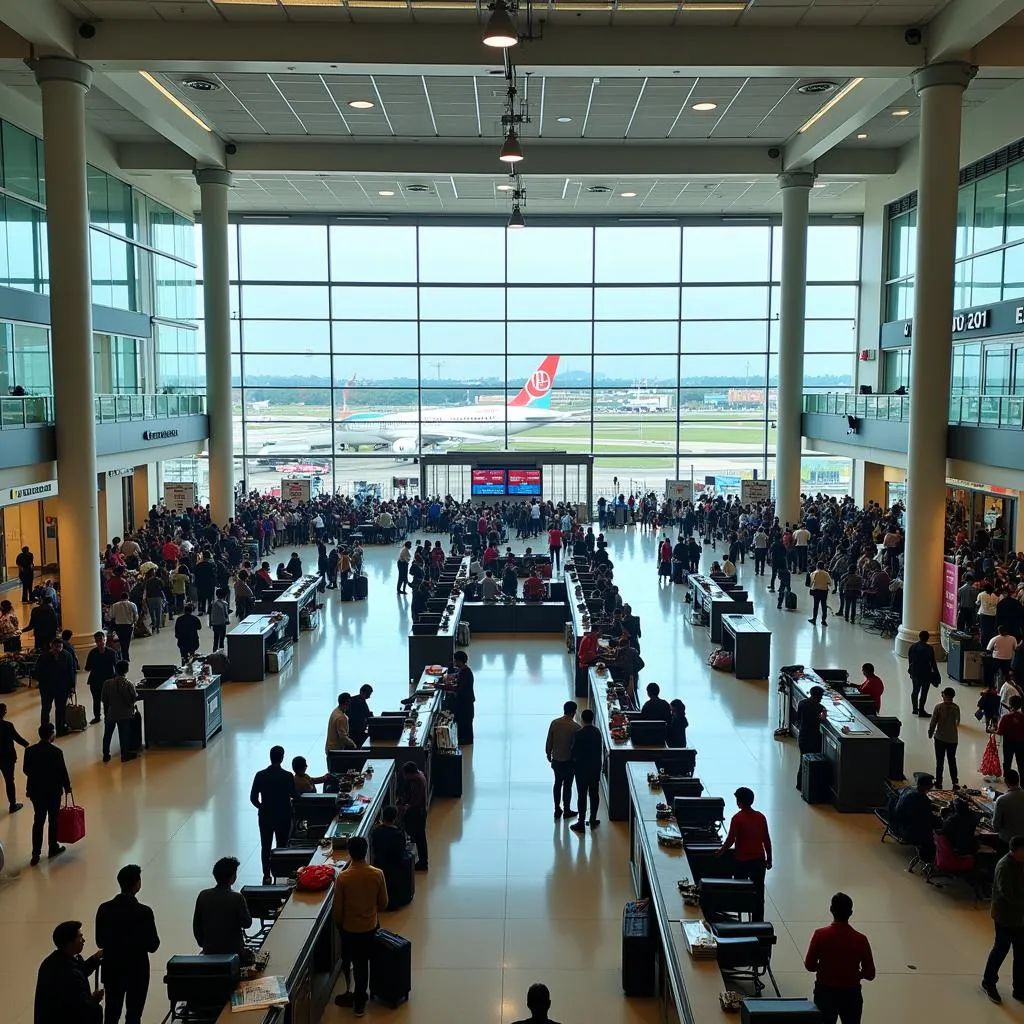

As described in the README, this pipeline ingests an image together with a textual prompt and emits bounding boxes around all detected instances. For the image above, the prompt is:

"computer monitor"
[673,796,726,829]
[628,719,667,746]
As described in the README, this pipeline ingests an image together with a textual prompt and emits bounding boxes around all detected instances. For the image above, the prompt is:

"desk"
[267,576,322,642]
[227,615,288,683]
[460,600,566,634]
[783,668,891,812]
[408,592,464,683]
[142,674,222,748]
[719,615,771,680]
[213,760,395,1024]
[688,574,754,642]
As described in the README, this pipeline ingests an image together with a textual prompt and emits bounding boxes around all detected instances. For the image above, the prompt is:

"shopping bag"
[980,734,1002,778]
[57,793,86,844]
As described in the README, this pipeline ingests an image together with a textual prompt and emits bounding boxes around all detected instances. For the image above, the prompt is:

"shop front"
[0,478,59,589]
[945,478,1016,554]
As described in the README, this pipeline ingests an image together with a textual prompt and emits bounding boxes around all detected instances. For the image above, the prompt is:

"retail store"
[0,478,58,588]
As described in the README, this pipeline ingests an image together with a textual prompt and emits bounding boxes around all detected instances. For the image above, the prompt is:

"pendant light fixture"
[484,1,519,48]
[499,128,524,163]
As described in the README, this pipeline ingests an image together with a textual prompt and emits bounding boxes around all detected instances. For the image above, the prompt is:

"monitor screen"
[507,468,542,495]
[471,468,506,496]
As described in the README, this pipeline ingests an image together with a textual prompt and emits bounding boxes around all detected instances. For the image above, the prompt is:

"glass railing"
[0,395,53,428]
[804,391,1024,430]
[93,393,207,423]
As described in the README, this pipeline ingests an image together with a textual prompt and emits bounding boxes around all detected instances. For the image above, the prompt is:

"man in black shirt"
[795,685,826,790]
[95,864,161,1024]
[640,682,672,725]
[34,637,76,736]
[250,745,296,884]
[570,708,603,831]
[371,805,412,910]
[347,684,374,748]
[449,651,475,745]
[26,594,58,650]
[907,629,940,717]
[192,856,254,963]
[894,774,940,864]
[510,982,561,1024]
[0,701,28,812]
[84,632,118,725]
[23,722,72,864]
[34,919,103,1024]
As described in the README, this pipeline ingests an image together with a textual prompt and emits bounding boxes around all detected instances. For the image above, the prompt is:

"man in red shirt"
[720,786,772,921]
[804,891,876,1023]
[997,695,1024,777]
[857,663,884,715]
[161,537,179,565]
[576,628,600,668]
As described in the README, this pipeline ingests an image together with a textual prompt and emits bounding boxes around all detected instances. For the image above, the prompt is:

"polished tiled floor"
[0,526,1008,1023]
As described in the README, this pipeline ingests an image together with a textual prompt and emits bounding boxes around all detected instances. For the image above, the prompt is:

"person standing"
[100,663,139,764]
[397,760,428,871]
[988,626,1019,687]
[907,629,940,718]
[347,684,374,748]
[396,540,412,595]
[928,687,961,790]
[449,650,476,745]
[795,685,826,790]
[26,594,58,650]
[331,835,388,1018]
[546,700,580,820]
[192,857,254,964]
[752,527,768,576]
[639,682,672,725]
[109,594,139,663]
[0,701,28,812]
[793,523,811,574]
[209,587,231,651]
[95,864,161,1024]
[84,632,118,725]
[326,693,357,751]
[776,563,793,611]
[16,545,34,604]
[570,708,602,832]
[34,637,76,735]
[33,920,103,1024]
[23,722,72,865]
[804,892,876,1024]
[250,745,296,884]
[548,524,562,573]
[720,786,772,922]
[998,696,1024,779]
[509,983,561,1024]
[982,836,1024,1004]
[173,604,203,666]
[808,562,833,627]
[856,664,884,716]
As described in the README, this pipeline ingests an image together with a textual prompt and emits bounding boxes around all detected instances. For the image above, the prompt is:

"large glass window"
[226,221,860,494]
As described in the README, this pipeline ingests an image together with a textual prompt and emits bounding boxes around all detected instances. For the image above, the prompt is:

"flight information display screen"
[471,468,507,495]
[507,468,542,496]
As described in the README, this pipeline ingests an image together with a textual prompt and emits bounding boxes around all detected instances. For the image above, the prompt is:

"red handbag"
[980,734,1002,778]
[296,864,335,891]
[57,794,86,845]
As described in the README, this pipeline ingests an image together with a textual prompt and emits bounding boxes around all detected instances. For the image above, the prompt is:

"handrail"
[803,391,1024,430]
[0,393,206,429]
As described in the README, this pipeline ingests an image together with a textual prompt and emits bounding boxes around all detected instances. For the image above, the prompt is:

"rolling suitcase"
[800,753,830,804]
[339,576,354,601]
[353,574,368,600]
[384,851,416,910]
[672,562,685,585]
[128,709,144,753]
[432,750,463,798]
[621,901,654,996]
[65,693,88,732]
[785,591,798,611]
[370,928,411,1007]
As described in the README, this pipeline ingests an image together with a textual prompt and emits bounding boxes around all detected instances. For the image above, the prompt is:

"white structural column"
[895,61,976,657]
[34,56,101,645]
[195,168,234,526]
[774,172,814,528]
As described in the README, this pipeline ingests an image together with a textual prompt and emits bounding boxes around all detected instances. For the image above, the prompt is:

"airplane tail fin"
[341,374,355,412]
[508,355,559,409]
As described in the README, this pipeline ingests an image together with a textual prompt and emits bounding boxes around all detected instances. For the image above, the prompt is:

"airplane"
[336,355,568,453]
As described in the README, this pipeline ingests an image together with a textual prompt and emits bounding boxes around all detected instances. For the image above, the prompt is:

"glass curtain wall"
[202,220,859,498]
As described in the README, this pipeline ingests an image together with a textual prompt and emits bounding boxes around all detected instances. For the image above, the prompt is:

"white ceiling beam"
[926,0,1024,62]
[117,140,898,179]
[0,0,78,56]
[78,23,924,78]
[783,78,910,171]
[93,71,225,169]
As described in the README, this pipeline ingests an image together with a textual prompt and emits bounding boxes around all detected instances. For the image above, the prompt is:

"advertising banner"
[942,560,960,628]
[282,477,312,504]
[665,479,693,504]
[163,482,195,513]
[741,479,772,505]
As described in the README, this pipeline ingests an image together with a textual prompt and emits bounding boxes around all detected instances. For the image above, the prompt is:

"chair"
[925,832,978,892]
[874,802,927,873]
[712,923,780,996]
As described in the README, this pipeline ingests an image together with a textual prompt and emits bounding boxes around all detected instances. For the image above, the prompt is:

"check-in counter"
[460,600,567,633]
[266,575,322,642]
[719,614,771,680]
[227,615,289,683]
[688,574,754,642]
[142,673,222,748]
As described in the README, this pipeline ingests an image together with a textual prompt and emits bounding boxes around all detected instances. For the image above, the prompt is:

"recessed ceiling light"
[378,190,395,196]
[180,77,220,93]
[813,182,827,189]
[406,184,432,193]
[556,116,573,123]
[891,108,911,117]
[496,184,514,191]
[856,133,868,139]
[620,192,638,198]
[587,185,612,193]
[692,102,718,112]
[798,81,837,96]
[348,100,375,110]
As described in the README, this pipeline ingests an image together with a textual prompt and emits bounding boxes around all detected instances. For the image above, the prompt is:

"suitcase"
[339,576,354,601]
[353,574,368,600]
[370,928,411,1007]
[0,660,17,693]
[383,851,416,910]
[457,622,471,647]
[65,694,88,732]
[128,710,143,753]
[57,795,86,844]
[432,750,463,798]
[800,753,831,804]
[621,900,655,996]
[672,562,685,584]
[785,591,798,611]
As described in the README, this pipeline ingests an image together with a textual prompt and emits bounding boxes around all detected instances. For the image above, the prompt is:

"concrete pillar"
[34,57,101,646]
[774,172,814,527]
[895,61,976,657]
[195,168,234,527]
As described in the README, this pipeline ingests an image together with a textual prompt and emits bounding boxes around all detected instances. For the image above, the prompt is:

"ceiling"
[56,0,955,30]
[214,171,863,213]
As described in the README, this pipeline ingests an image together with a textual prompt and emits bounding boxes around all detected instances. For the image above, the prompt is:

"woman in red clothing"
[548,526,562,573]
[720,786,772,922]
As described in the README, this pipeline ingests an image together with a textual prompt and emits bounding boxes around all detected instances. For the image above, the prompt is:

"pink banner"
[942,560,960,628]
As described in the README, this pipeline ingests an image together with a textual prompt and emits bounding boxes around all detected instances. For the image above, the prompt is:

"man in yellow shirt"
[332,836,388,1017]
